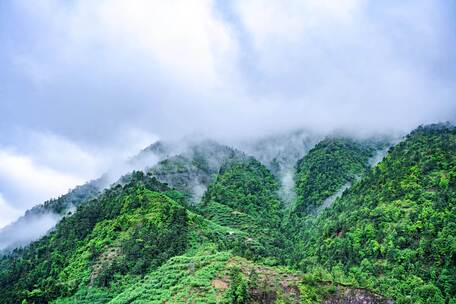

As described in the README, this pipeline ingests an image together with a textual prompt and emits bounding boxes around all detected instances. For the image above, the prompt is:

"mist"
[0,212,60,251]
[237,129,323,205]
[0,0,455,227]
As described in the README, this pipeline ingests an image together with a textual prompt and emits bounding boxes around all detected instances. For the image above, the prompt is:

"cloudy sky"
[0,0,455,227]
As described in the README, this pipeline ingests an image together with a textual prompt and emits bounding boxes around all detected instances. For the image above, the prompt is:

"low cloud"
[0,210,61,250]
[0,129,159,228]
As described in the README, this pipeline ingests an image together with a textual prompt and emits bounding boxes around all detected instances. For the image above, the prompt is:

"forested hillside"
[239,130,322,205]
[293,137,384,214]
[291,124,456,303]
[0,124,454,304]
[200,156,285,262]
[0,172,181,302]
[0,168,379,303]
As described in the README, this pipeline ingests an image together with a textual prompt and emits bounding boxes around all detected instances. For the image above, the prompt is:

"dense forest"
[0,124,454,303]
[293,137,384,214]
[292,124,456,303]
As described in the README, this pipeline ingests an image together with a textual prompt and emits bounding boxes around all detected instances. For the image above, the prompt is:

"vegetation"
[200,157,285,262]
[202,157,282,226]
[0,124,454,303]
[294,137,381,214]
[291,124,456,303]
[0,172,186,303]
[53,244,335,304]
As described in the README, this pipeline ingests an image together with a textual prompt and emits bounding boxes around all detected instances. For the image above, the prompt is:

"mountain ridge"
[1,123,454,303]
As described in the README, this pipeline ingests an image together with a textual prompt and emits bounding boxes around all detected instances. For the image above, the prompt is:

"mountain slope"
[0,172,184,303]
[294,137,385,214]
[0,139,180,252]
[105,245,389,304]
[202,156,282,225]
[200,156,285,261]
[294,124,456,303]
[51,241,390,304]
[1,124,454,303]
[0,168,388,304]
[239,130,322,205]
[0,169,294,303]
[148,140,244,202]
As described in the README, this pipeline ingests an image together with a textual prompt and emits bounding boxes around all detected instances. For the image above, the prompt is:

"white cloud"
[235,0,363,48]
[19,131,104,177]
[13,0,239,91]
[0,149,83,211]
[97,0,238,88]
[0,194,21,229]
[4,0,453,142]
[230,0,455,133]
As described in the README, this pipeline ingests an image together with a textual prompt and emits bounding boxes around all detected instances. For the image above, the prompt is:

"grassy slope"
[56,243,347,304]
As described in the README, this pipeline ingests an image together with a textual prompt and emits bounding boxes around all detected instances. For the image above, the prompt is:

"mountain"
[0,139,176,252]
[293,137,388,215]
[0,139,231,251]
[0,170,388,304]
[0,123,454,303]
[200,155,284,261]
[239,129,322,205]
[127,140,178,170]
[290,124,456,303]
[0,172,185,303]
[0,131,318,253]
[147,140,244,202]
